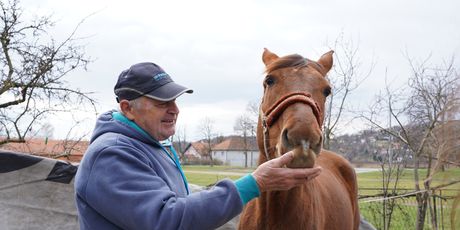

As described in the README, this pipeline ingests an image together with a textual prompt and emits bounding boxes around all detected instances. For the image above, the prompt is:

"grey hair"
[128,97,142,110]
[119,97,143,116]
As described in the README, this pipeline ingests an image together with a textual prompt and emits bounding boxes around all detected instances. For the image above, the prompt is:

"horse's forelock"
[265,54,324,74]
[265,54,306,73]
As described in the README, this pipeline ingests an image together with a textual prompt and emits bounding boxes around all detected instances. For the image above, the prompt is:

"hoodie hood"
[90,110,157,146]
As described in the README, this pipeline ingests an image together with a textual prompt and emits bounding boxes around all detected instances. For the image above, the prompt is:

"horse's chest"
[268,184,353,229]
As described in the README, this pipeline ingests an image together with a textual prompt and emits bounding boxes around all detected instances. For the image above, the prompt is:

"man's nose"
[168,101,179,114]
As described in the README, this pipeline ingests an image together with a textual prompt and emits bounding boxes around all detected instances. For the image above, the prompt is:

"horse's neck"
[258,181,324,227]
[262,181,319,205]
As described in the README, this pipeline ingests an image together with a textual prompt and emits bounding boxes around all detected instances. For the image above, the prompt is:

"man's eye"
[155,102,168,108]
[154,100,176,108]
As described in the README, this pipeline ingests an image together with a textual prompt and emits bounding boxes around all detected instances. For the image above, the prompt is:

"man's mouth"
[162,119,175,125]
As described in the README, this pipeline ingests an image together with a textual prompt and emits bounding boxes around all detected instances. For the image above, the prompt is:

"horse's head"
[257,48,333,168]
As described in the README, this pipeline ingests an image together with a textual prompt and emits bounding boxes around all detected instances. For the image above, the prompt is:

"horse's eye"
[323,87,331,97]
[264,75,275,87]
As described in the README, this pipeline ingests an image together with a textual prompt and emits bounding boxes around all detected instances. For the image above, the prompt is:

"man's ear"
[119,100,136,120]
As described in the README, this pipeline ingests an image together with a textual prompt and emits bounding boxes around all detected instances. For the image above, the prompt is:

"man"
[75,62,322,229]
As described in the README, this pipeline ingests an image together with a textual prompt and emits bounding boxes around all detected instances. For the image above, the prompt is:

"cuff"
[234,174,260,205]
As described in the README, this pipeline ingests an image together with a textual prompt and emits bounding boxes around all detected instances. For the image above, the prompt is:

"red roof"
[183,141,210,157]
[0,138,88,163]
[212,136,258,151]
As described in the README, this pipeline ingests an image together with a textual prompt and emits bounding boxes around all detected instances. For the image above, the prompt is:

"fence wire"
[358,187,459,230]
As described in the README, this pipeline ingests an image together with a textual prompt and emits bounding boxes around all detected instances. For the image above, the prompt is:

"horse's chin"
[285,141,320,168]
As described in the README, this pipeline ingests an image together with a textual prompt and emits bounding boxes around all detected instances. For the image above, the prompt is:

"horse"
[238,49,360,230]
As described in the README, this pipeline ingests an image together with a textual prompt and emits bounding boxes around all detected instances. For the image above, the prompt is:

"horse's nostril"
[312,136,323,154]
[282,129,290,147]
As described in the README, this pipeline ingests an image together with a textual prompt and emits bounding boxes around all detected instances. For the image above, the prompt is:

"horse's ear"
[262,48,279,66]
[317,50,334,74]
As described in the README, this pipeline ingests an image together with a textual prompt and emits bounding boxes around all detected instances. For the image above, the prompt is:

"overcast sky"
[22,0,460,141]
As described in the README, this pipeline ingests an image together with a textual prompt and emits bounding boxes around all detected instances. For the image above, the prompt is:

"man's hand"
[251,151,322,192]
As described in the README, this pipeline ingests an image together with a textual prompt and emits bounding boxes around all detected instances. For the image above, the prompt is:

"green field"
[183,165,252,186]
[183,166,460,189]
[183,166,460,229]
[184,172,241,186]
[357,168,460,229]
[358,168,460,196]
[183,165,254,174]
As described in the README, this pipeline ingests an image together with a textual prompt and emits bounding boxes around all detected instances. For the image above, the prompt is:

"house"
[0,138,88,163]
[211,136,259,167]
[183,141,210,160]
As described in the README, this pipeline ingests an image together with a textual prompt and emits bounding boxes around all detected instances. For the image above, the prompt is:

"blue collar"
[111,111,190,194]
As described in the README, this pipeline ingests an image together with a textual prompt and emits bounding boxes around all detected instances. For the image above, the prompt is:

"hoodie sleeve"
[82,144,243,230]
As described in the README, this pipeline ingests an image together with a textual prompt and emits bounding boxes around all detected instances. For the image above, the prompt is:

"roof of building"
[212,136,258,151]
[0,138,88,162]
[183,141,210,156]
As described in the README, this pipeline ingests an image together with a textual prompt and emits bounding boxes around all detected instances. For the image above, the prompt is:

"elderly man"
[75,62,322,230]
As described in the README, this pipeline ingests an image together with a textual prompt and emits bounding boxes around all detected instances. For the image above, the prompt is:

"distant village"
[2,121,458,168]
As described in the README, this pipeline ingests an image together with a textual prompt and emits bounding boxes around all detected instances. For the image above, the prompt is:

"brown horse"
[238,49,360,230]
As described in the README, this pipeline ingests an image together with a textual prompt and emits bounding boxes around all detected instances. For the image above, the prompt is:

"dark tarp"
[0,150,239,230]
[0,150,79,230]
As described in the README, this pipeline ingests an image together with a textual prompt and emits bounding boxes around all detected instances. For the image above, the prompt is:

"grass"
[360,197,458,229]
[358,168,460,196]
[183,165,460,228]
[183,165,254,173]
[183,165,253,186]
[185,172,242,186]
[184,165,460,189]
[357,168,460,229]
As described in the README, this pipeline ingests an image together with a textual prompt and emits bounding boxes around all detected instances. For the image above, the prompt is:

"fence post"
[440,190,444,230]
[433,191,438,230]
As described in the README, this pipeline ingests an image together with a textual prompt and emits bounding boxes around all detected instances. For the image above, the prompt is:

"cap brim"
[144,82,193,101]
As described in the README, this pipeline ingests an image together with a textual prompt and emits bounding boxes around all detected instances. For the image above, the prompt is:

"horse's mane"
[265,54,324,74]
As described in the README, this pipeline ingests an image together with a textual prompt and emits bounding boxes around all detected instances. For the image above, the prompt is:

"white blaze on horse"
[238,49,360,230]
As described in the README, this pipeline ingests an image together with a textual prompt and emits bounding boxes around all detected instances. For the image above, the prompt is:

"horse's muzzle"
[280,129,322,168]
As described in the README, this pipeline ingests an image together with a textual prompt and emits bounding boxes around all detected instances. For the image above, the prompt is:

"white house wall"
[212,150,259,167]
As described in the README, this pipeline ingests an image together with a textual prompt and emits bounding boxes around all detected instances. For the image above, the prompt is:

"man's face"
[129,96,179,141]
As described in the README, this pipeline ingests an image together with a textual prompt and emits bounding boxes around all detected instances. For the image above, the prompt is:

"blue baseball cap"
[114,62,193,102]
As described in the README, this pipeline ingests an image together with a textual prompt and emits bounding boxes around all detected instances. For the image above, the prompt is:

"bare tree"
[238,101,258,136]
[51,118,90,160]
[197,117,216,166]
[0,0,96,145]
[374,97,409,230]
[246,100,259,123]
[361,53,460,230]
[234,114,254,168]
[171,125,188,162]
[323,33,374,150]
[33,122,55,139]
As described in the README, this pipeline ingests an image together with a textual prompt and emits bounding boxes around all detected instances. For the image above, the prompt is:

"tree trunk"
[415,192,429,230]
[207,140,214,167]
[428,192,438,230]
[244,152,248,168]
[323,128,331,149]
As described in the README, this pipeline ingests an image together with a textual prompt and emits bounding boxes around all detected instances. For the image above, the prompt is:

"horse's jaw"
[285,140,320,168]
